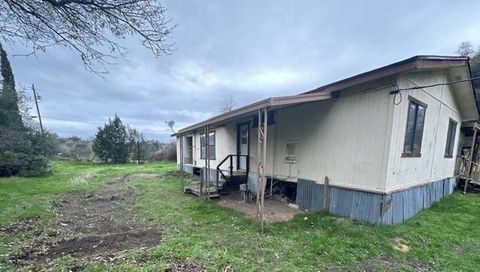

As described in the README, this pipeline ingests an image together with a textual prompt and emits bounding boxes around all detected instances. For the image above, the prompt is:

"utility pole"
[137,140,140,164]
[32,84,45,155]
[32,84,44,137]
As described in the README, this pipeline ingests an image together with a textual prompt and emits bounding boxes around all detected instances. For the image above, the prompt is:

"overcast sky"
[5,0,480,141]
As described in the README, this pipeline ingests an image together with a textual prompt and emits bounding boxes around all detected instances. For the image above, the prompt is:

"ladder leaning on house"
[456,121,480,193]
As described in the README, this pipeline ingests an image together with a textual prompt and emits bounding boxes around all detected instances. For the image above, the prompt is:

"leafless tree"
[165,120,175,133]
[14,85,40,130]
[457,41,475,57]
[0,0,174,74]
[219,92,236,112]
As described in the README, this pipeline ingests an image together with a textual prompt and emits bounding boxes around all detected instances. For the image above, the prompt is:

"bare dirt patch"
[357,255,432,271]
[5,174,163,268]
[0,216,41,235]
[45,230,159,259]
[216,192,303,222]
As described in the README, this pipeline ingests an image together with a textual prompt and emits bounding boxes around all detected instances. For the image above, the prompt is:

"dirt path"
[217,192,303,222]
[5,174,163,268]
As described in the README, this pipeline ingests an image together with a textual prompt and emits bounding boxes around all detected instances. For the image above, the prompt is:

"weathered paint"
[296,179,325,210]
[296,177,456,224]
[386,70,463,192]
[247,82,393,192]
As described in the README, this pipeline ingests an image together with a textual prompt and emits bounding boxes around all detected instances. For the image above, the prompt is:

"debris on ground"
[391,237,410,253]
[3,174,162,269]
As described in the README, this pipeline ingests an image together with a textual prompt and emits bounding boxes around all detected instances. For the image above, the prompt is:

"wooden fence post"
[323,176,330,211]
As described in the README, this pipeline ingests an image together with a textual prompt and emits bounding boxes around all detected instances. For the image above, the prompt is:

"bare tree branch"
[219,92,236,112]
[457,41,475,57]
[0,0,174,75]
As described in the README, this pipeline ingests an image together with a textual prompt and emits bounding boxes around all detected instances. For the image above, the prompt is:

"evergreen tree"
[0,43,22,128]
[92,114,130,163]
[0,43,53,177]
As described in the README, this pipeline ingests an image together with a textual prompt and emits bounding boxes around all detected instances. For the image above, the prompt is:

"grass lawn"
[1,161,480,271]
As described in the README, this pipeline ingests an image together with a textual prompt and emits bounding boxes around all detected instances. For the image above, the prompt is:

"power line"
[395,76,480,92]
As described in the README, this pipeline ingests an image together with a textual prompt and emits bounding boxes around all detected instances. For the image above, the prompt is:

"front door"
[237,123,249,171]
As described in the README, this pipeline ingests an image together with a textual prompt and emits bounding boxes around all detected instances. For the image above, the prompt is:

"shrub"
[92,114,129,163]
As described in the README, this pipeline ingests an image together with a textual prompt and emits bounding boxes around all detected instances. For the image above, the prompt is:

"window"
[402,97,427,157]
[200,131,216,159]
[184,136,193,164]
[444,119,457,158]
[285,142,298,163]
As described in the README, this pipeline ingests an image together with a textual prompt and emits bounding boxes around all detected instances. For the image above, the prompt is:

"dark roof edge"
[303,55,469,95]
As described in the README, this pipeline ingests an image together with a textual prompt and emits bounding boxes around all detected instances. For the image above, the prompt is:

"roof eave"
[177,92,331,134]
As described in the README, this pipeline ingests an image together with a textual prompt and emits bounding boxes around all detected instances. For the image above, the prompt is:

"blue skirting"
[296,178,456,225]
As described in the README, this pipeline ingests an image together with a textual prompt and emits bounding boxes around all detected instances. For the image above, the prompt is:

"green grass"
[0,160,174,225]
[1,161,480,271]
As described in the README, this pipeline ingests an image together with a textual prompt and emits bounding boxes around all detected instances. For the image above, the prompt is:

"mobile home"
[176,56,479,224]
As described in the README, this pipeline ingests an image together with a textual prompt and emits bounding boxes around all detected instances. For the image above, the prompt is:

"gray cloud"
[5,0,480,141]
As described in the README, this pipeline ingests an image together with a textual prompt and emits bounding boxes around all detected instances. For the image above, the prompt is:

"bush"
[151,142,176,161]
[92,114,130,163]
[17,154,51,177]
[0,43,56,177]
[57,137,94,161]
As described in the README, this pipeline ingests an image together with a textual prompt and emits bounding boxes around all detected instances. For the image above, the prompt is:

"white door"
[238,124,249,171]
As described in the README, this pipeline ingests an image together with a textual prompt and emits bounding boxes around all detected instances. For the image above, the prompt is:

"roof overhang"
[177,91,333,134]
[444,62,479,121]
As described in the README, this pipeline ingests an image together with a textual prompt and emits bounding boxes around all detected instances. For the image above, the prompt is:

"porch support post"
[202,125,206,197]
[207,124,211,199]
[204,124,210,198]
[179,135,184,193]
[256,107,268,233]
[464,126,478,193]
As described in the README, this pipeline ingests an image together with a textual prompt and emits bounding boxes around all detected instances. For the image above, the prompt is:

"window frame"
[444,118,458,158]
[402,96,428,158]
[285,142,298,164]
[200,131,216,160]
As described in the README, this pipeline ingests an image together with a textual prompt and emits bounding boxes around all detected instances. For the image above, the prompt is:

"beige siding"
[182,124,237,169]
[247,86,393,192]
[176,136,181,165]
[385,71,462,191]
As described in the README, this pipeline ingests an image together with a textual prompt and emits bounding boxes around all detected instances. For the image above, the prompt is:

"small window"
[402,97,427,157]
[444,119,457,158]
[285,142,298,163]
[200,131,216,159]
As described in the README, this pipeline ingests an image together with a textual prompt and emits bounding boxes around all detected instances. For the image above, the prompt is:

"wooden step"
[185,186,220,199]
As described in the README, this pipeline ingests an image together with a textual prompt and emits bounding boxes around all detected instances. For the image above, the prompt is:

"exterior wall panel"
[248,86,393,192]
[386,71,462,192]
